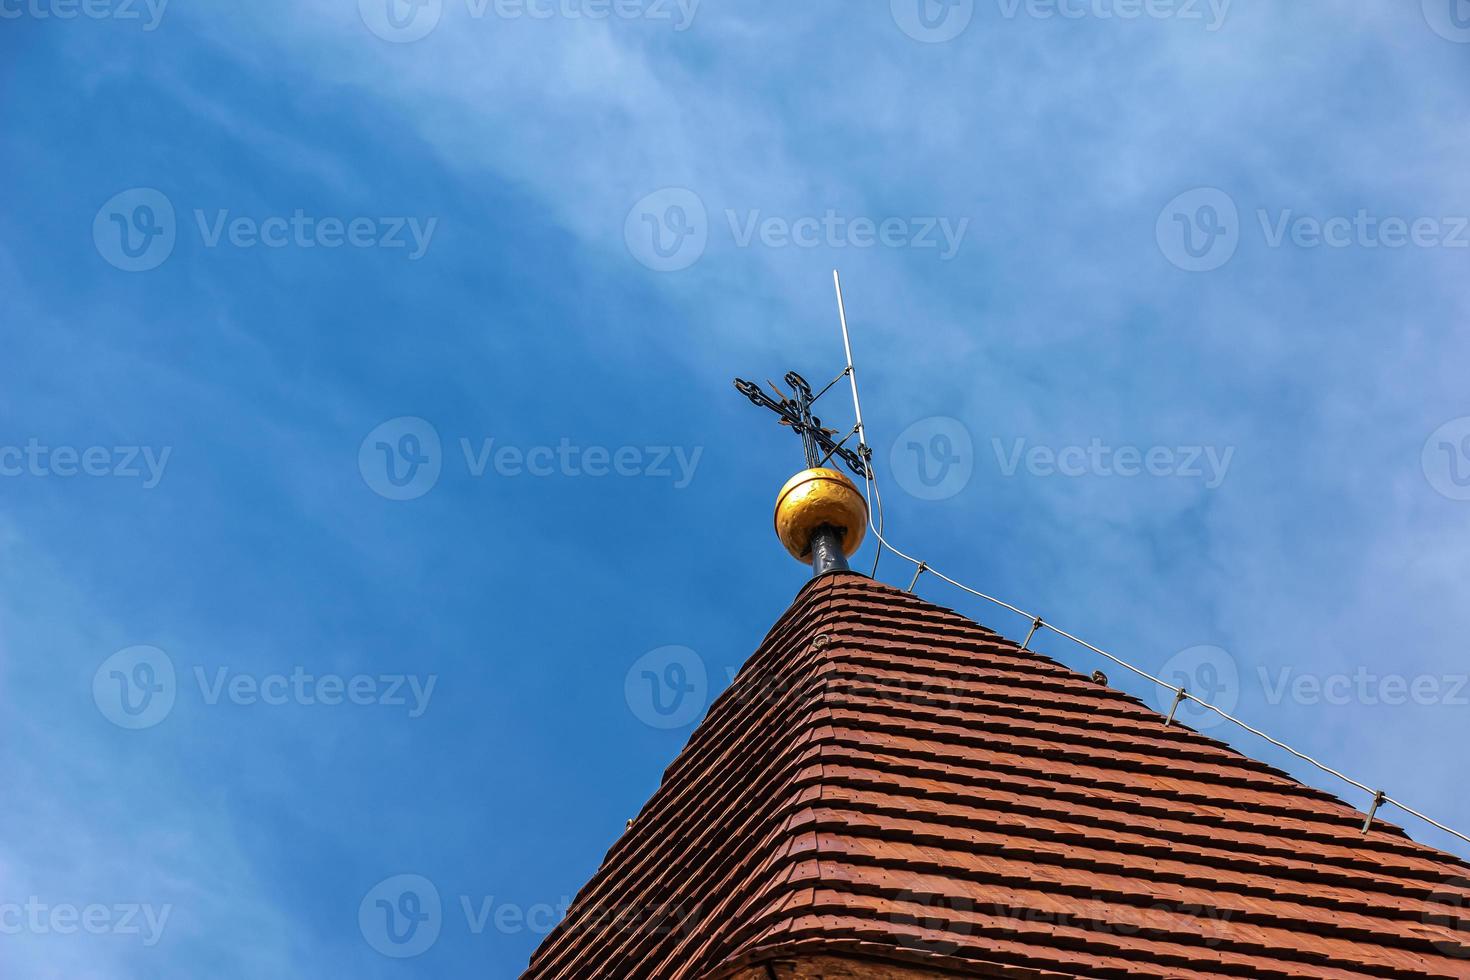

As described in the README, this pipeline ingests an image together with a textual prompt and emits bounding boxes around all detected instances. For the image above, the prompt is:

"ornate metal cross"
[732,371,870,479]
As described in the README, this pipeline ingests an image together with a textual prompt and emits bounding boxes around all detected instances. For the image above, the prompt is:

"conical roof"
[526,572,1470,978]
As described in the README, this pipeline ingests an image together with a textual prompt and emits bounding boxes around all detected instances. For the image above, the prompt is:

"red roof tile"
[525,573,1470,979]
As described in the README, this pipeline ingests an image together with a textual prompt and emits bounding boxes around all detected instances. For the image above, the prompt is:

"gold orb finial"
[774,467,868,564]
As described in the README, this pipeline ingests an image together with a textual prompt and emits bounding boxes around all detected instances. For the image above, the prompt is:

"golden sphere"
[773,467,868,563]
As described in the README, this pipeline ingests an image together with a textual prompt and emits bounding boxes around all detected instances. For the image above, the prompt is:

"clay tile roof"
[525,572,1470,979]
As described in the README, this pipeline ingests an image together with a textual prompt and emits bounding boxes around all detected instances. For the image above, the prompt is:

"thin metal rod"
[867,471,886,577]
[1165,687,1188,726]
[1362,790,1387,834]
[832,268,885,577]
[906,562,927,593]
[817,425,860,469]
[809,367,850,408]
[833,270,865,449]
[1020,616,1044,651]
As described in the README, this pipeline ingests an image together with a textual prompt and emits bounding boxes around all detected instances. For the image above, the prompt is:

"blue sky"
[3,1,1470,976]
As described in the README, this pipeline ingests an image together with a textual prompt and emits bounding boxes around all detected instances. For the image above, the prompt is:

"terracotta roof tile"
[525,573,1470,979]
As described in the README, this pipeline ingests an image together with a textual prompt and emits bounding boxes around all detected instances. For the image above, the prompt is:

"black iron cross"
[732,371,870,479]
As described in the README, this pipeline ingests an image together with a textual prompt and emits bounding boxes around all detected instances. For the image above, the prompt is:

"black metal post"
[809,524,848,577]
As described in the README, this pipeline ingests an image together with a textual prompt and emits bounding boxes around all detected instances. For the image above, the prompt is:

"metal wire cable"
[828,269,1470,850]
[866,461,887,578]
[1387,798,1470,843]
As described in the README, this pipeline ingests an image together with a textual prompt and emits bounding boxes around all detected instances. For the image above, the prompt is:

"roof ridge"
[645,579,852,977]
[531,578,845,978]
